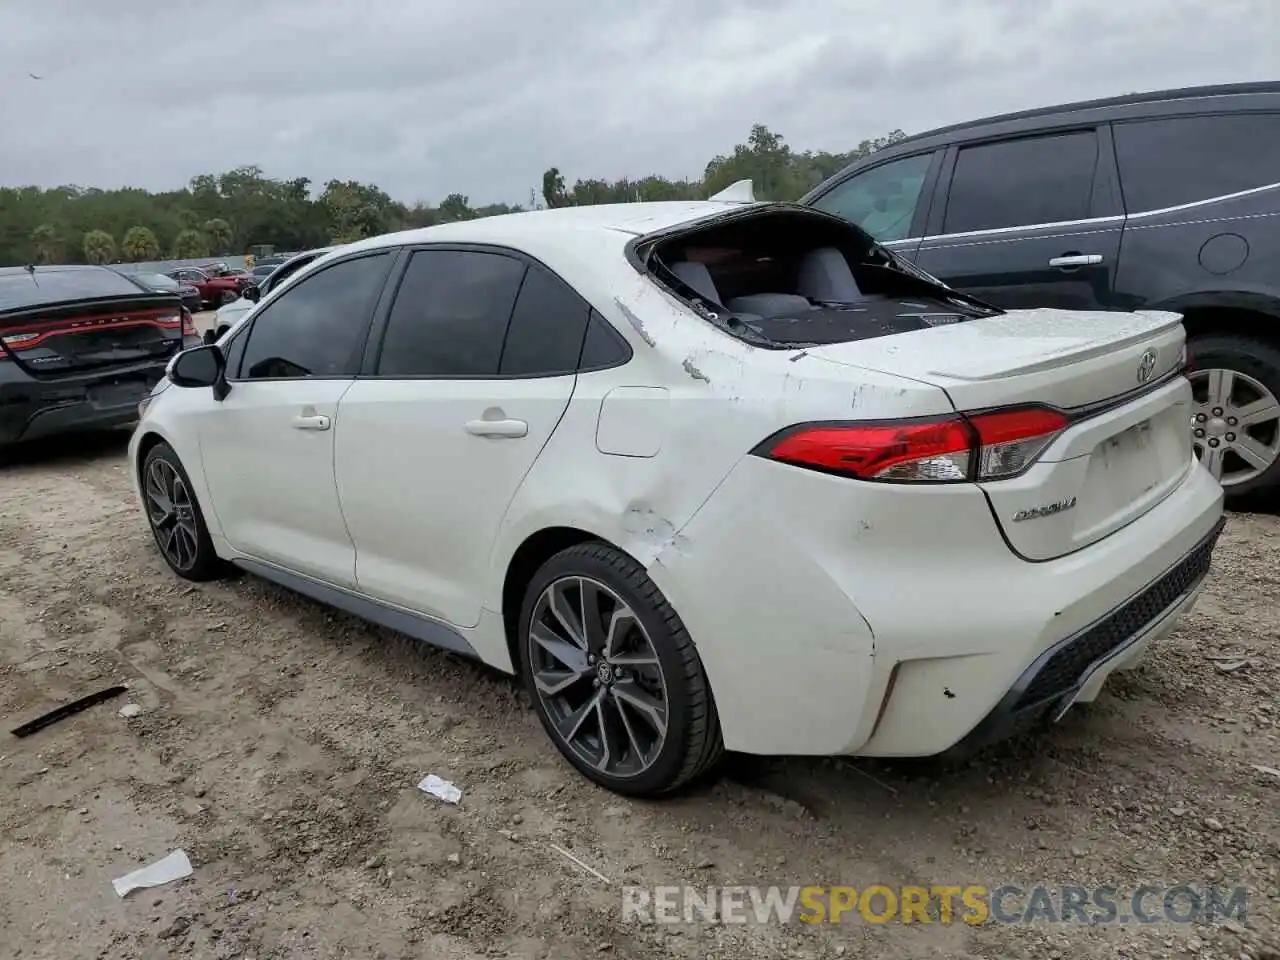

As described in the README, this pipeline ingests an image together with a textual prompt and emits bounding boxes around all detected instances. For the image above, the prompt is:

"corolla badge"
[1136,348,1158,384]
[1011,496,1077,523]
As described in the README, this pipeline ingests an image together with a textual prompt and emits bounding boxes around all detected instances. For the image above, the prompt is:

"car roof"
[0,264,152,313]
[342,201,752,255]
[803,81,1280,199]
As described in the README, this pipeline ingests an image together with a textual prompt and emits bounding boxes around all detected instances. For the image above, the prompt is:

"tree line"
[0,125,905,267]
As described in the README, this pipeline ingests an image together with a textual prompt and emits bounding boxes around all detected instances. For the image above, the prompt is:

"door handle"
[464,418,528,438]
[291,414,331,431]
[1048,254,1103,268]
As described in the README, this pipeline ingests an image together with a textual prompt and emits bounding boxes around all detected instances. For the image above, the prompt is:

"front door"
[196,251,394,587]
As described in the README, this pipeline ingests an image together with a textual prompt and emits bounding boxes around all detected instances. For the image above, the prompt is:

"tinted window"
[237,253,390,380]
[1113,113,1280,212]
[811,153,934,241]
[377,250,525,377]
[943,131,1099,234]
[263,253,319,294]
[579,311,631,369]
[498,263,591,376]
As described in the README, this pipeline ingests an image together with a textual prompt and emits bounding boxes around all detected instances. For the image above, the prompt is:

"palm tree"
[30,223,64,264]
[82,229,117,265]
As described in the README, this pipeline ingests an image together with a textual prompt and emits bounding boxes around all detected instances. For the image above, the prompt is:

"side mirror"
[170,344,225,390]
[243,284,261,303]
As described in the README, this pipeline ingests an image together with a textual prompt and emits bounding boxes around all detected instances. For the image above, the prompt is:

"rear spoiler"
[707,179,755,203]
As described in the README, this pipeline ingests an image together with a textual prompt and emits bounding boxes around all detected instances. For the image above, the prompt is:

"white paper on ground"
[112,849,193,897]
[417,774,462,804]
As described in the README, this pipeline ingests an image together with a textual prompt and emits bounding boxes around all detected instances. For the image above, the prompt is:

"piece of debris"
[11,685,129,738]
[118,703,143,719]
[1213,659,1251,674]
[446,853,461,865]
[1250,764,1280,781]
[157,916,191,940]
[1203,817,1225,832]
[112,849,193,897]
[547,842,612,884]
[417,774,462,804]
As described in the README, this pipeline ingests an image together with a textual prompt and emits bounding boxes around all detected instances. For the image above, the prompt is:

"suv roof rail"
[892,80,1280,149]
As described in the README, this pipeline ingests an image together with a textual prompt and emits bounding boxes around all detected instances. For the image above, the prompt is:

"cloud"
[0,0,1273,204]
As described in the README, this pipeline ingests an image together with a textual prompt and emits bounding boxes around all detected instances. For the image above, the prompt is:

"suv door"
[334,247,594,630]
[913,128,1126,310]
[804,150,941,260]
[196,251,394,586]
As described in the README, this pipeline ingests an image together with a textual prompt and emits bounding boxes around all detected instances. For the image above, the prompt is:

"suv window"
[1113,113,1280,213]
[376,249,526,377]
[498,262,592,376]
[943,130,1099,234]
[810,153,933,242]
[237,253,391,380]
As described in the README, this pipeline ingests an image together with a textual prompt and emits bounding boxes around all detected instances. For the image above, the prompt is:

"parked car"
[802,81,1280,504]
[168,266,250,309]
[129,201,1223,796]
[127,270,203,315]
[0,265,198,446]
[207,247,336,340]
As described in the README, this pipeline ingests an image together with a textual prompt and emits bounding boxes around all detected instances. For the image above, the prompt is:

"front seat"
[797,247,863,303]
[668,261,722,304]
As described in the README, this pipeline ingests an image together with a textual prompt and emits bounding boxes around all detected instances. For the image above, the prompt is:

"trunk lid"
[1,294,186,376]
[805,308,1194,560]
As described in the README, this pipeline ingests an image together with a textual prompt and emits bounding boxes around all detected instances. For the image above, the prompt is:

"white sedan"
[129,198,1224,796]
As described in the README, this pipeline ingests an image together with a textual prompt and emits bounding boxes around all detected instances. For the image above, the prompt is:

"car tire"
[141,442,229,582]
[518,542,723,797]
[1186,333,1280,505]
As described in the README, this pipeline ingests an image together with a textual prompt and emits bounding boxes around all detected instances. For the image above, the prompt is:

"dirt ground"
[1,426,1277,960]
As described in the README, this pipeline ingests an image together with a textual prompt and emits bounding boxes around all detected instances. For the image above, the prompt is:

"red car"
[167,266,251,309]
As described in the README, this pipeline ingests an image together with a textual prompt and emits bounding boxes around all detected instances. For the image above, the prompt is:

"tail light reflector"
[180,308,197,337]
[758,406,1069,483]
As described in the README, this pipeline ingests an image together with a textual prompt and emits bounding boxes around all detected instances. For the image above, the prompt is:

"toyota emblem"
[1136,348,1158,384]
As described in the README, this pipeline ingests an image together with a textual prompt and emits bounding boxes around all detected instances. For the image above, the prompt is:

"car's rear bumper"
[0,352,189,445]
[939,514,1223,760]
[646,453,1225,758]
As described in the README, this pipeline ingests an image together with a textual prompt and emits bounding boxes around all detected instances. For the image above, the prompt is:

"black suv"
[802,81,1280,504]
[0,265,198,447]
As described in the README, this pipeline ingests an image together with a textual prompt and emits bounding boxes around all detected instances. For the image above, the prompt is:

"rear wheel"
[519,543,723,796]
[141,442,228,581]
[1186,334,1280,504]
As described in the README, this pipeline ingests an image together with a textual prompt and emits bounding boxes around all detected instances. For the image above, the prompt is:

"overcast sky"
[0,0,1273,206]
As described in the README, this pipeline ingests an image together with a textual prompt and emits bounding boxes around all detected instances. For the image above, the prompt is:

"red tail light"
[180,308,197,337]
[758,406,1069,483]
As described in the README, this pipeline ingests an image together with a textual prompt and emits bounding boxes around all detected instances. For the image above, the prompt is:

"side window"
[1113,113,1280,213]
[498,263,591,376]
[810,153,934,242]
[376,249,526,377]
[262,256,312,295]
[578,310,631,369]
[943,131,1099,234]
[237,253,391,380]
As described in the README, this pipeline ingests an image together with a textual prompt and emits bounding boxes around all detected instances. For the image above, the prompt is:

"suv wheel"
[518,543,723,796]
[1186,333,1280,503]
[141,442,229,581]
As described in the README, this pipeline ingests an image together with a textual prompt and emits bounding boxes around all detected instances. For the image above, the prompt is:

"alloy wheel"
[145,458,200,571]
[528,576,669,779]
[1188,368,1280,487]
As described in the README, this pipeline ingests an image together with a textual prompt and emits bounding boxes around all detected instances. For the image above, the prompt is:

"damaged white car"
[129,195,1224,796]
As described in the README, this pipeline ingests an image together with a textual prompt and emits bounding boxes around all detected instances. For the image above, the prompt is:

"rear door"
[913,127,1126,310]
[335,246,587,629]
[195,251,394,587]
[804,149,942,262]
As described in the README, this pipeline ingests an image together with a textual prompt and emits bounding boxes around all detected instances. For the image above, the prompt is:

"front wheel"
[519,543,723,797]
[1186,333,1280,504]
[141,442,229,581]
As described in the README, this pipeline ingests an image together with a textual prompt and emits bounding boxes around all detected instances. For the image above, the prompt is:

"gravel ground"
[0,428,1277,960]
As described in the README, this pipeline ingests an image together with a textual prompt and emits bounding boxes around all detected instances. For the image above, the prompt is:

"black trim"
[941,515,1225,760]
[233,557,482,661]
